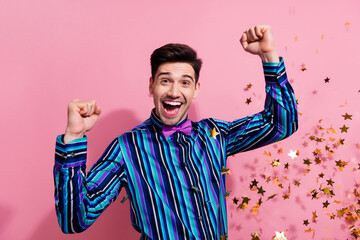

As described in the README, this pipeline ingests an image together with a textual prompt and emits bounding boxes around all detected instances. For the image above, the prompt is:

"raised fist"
[64,99,101,144]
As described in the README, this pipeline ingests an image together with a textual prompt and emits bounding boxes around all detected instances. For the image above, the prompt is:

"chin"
[161,117,179,126]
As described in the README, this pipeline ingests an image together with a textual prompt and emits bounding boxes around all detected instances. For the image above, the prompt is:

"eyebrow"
[157,72,194,82]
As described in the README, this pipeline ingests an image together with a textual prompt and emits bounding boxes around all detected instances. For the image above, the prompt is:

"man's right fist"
[64,99,101,144]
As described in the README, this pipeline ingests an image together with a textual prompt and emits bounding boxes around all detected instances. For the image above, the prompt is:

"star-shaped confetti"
[342,113,352,120]
[339,125,349,133]
[311,190,319,199]
[273,231,288,240]
[288,150,298,159]
[232,197,239,205]
[251,179,259,187]
[251,231,261,240]
[219,166,231,175]
[220,234,228,240]
[241,196,251,205]
[323,200,330,208]
[244,83,253,91]
[271,159,281,167]
[245,98,252,105]
[300,64,307,71]
[312,211,318,222]
[327,178,334,186]
[267,194,277,201]
[303,158,312,166]
[257,186,266,196]
[283,193,290,200]
[209,128,219,139]
[324,77,330,83]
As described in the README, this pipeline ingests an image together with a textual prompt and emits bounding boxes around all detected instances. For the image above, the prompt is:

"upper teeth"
[164,101,181,106]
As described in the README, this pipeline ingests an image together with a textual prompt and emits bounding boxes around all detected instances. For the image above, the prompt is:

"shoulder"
[195,118,231,135]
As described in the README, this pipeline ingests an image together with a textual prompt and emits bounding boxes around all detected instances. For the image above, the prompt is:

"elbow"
[278,119,299,141]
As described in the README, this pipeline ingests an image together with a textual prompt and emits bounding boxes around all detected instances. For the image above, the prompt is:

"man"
[54,25,298,239]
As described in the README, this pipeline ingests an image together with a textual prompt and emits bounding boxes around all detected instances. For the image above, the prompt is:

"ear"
[149,77,154,94]
[193,82,200,99]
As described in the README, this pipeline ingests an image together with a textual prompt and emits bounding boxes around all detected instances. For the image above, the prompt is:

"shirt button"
[181,162,187,168]
[199,216,203,221]
[69,152,75,157]
[59,187,63,191]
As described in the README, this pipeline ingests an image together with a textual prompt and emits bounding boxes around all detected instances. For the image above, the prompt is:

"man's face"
[149,62,200,126]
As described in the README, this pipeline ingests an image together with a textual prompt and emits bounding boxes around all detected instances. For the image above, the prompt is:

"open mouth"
[162,101,182,116]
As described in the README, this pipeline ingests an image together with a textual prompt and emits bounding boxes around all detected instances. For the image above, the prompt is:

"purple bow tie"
[162,119,192,139]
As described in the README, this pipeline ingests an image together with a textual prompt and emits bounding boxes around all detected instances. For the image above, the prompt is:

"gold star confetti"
[312,211,318,222]
[342,113,353,120]
[267,194,277,201]
[221,234,228,240]
[245,98,252,105]
[300,65,307,71]
[250,203,260,215]
[219,166,231,175]
[209,128,219,139]
[264,151,272,157]
[244,83,253,91]
[339,125,349,133]
[251,231,261,240]
[257,186,266,196]
[271,159,281,167]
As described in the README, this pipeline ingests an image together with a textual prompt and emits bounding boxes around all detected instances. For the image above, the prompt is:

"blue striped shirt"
[54,58,298,239]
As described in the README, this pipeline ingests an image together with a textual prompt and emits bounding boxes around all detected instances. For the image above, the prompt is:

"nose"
[168,83,181,98]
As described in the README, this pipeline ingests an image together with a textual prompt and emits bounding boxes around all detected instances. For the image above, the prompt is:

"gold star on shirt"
[209,128,219,139]
[245,98,252,105]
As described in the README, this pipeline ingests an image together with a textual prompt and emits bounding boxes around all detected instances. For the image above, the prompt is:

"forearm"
[54,136,123,233]
[224,57,298,156]
[263,57,298,140]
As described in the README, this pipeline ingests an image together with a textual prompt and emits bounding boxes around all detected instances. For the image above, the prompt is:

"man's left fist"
[240,25,279,63]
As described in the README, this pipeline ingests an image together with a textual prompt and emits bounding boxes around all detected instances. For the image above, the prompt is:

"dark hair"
[150,43,202,83]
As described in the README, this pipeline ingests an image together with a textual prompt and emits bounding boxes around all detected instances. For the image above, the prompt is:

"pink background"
[1,0,359,239]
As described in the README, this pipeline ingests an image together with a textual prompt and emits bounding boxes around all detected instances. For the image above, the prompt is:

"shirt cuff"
[263,57,288,86]
[55,135,87,168]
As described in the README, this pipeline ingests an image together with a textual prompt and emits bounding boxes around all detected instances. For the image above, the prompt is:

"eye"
[182,80,191,86]
[160,79,169,84]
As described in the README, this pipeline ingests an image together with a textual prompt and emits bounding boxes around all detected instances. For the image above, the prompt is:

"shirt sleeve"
[219,57,298,156]
[54,135,125,233]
